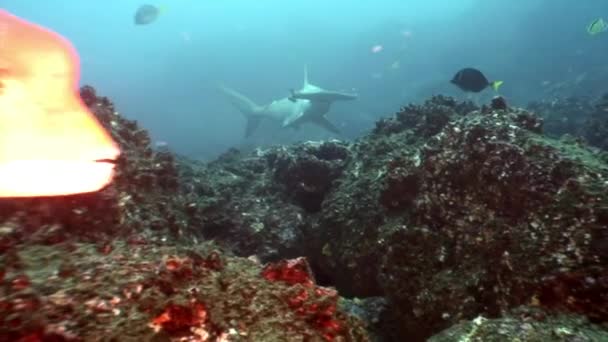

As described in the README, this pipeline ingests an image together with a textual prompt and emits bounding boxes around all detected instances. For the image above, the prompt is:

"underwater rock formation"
[583,93,608,150]
[194,95,608,341]
[373,101,608,340]
[1,87,607,341]
[528,96,591,140]
[0,242,369,341]
[528,93,608,151]
[428,307,608,341]
[0,86,369,341]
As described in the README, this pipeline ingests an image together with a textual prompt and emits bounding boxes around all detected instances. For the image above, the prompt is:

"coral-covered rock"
[583,93,608,151]
[2,87,608,341]
[196,95,608,341]
[262,257,348,341]
[429,308,608,342]
[527,94,608,149]
[0,85,194,252]
[490,95,508,111]
[373,95,476,137]
[270,140,349,212]
[0,86,369,340]
[172,94,608,341]
[0,243,368,341]
[375,107,608,340]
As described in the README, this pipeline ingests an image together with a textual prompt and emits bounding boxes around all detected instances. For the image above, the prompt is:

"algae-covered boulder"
[429,308,608,342]
[0,87,369,341]
[197,95,608,341]
[2,87,607,341]
[375,102,608,340]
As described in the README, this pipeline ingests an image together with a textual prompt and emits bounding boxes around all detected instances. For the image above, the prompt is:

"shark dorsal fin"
[303,64,309,87]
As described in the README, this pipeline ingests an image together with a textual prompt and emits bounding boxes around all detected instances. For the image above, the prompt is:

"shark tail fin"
[218,84,262,137]
[218,84,261,117]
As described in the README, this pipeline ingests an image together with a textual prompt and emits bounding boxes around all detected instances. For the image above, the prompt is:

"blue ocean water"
[3,0,608,159]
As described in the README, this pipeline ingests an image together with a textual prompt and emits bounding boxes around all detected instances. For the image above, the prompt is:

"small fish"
[371,45,383,53]
[154,140,169,148]
[389,61,400,70]
[134,4,162,25]
[450,67,503,93]
[587,18,608,35]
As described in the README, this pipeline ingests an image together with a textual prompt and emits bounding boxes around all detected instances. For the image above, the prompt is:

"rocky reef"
[1,87,607,341]
[0,86,369,341]
[182,94,608,341]
[429,307,608,342]
[528,92,608,150]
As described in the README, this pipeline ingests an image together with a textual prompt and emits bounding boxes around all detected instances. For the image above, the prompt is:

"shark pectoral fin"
[342,92,358,100]
[331,91,358,101]
[313,117,340,134]
[282,111,304,128]
[245,116,262,138]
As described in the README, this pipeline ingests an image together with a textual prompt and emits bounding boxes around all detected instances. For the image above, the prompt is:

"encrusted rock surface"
[1,241,370,341]
[429,307,608,342]
[529,93,608,150]
[0,86,369,341]
[1,87,607,341]
[374,100,608,340]
[189,95,608,340]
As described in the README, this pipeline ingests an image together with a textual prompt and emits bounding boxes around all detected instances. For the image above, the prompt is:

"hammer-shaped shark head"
[220,65,357,137]
[288,66,358,103]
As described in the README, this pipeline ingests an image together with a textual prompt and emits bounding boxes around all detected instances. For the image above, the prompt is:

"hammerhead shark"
[219,67,357,137]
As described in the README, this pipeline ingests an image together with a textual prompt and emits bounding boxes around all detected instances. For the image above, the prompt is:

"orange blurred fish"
[0,10,120,197]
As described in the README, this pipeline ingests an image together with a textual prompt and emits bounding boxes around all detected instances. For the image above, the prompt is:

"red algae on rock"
[0,87,369,341]
[262,257,347,341]
[262,256,315,286]
[150,300,208,336]
[0,242,368,341]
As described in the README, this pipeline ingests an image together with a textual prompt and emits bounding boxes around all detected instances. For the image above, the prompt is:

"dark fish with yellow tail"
[450,67,503,93]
